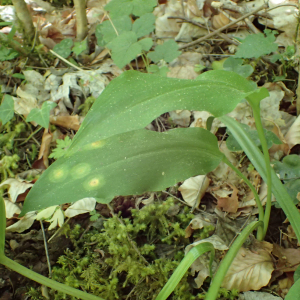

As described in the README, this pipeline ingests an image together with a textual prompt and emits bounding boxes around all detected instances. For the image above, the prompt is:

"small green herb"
[49,136,72,159]
[26,101,57,129]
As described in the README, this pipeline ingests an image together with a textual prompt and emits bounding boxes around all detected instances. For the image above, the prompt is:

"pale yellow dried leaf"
[36,205,58,221]
[48,208,65,230]
[222,242,274,291]
[4,199,21,218]
[179,175,210,207]
[6,212,37,233]
[169,110,191,127]
[0,178,33,203]
[285,114,300,148]
[64,197,96,218]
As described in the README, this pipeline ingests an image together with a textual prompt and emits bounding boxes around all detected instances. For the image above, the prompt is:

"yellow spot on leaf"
[83,175,105,191]
[85,140,105,150]
[49,167,68,182]
[71,163,91,179]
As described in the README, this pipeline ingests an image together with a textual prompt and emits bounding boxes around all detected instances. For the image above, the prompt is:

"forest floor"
[1,0,300,300]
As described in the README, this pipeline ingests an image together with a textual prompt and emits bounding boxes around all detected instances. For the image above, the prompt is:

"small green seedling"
[26,101,57,129]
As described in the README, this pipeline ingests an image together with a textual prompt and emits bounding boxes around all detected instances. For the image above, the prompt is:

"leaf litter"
[0,0,300,298]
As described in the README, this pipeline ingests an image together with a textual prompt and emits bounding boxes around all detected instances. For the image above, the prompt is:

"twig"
[49,49,85,72]
[179,4,268,50]
[162,190,189,207]
[181,0,186,17]
[48,218,70,243]
[40,220,52,278]
[168,16,239,46]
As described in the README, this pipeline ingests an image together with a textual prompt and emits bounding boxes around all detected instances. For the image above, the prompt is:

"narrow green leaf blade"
[219,116,300,242]
[0,95,14,125]
[21,128,224,214]
[69,70,260,154]
[156,242,215,300]
[0,197,5,256]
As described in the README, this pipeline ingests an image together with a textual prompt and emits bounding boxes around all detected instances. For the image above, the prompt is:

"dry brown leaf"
[185,214,215,238]
[222,241,274,291]
[211,12,230,29]
[216,184,239,213]
[49,115,83,130]
[273,244,300,272]
[37,128,52,168]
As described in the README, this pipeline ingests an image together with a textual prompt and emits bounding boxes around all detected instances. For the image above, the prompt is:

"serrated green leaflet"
[21,128,224,214]
[68,70,262,154]
[106,31,151,68]
[0,94,14,125]
[72,40,87,55]
[234,30,278,59]
[53,39,73,58]
[95,15,132,46]
[223,57,254,78]
[132,13,155,38]
[147,39,181,63]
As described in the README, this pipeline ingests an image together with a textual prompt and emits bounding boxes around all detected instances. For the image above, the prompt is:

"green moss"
[0,118,28,180]
[42,198,198,299]
[197,287,239,299]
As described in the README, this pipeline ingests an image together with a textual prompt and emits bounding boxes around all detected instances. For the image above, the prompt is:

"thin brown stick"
[168,16,239,46]
[179,4,268,50]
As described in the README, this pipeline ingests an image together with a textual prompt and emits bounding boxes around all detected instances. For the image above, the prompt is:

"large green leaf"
[285,279,300,300]
[68,70,262,155]
[21,128,224,214]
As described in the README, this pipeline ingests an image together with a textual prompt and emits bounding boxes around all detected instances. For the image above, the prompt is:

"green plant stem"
[219,116,300,242]
[74,0,88,41]
[19,126,43,146]
[0,32,28,56]
[246,99,272,238]
[12,0,35,43]
[205,221,263,300]
[222,156,264,240]
[155,242,215,300]
[0,254,105,300]
[0,197,5,255]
